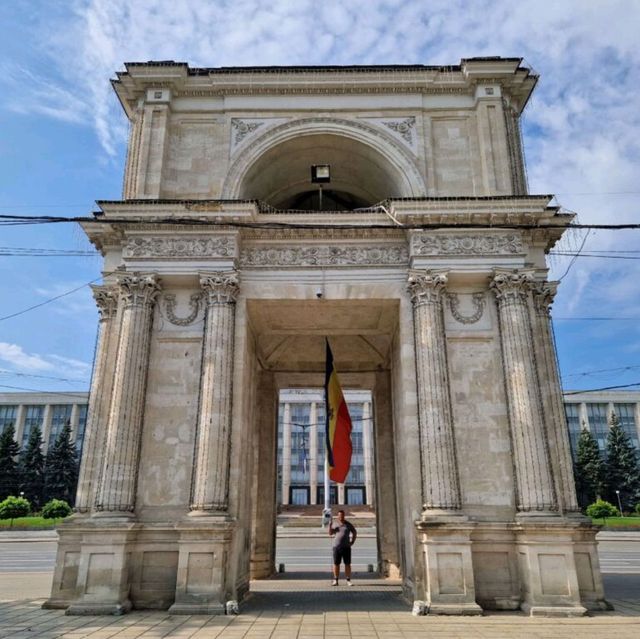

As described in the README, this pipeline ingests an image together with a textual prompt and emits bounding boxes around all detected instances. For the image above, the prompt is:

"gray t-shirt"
[331,520,356,549]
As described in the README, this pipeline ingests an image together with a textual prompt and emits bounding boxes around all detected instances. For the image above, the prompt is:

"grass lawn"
[0,516,69,529]
[590,516,640,529]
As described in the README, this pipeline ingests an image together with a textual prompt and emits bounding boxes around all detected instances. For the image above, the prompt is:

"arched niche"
[222,117,427,208]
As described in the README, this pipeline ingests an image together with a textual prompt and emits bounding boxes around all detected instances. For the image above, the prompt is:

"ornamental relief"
[163,293,203,326]
[446,292,485,324]
[411,233,523,256]
[123,236,236,259]
[240,244,409,267]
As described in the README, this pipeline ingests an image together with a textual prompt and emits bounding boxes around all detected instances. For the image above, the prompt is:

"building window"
[346,487,365,505]
[75,404,88,452]
[49,405,73,449]
[586,403,608,453]
[614,404,638,448]
[0,405,17,434]
[564,403,581,459]
[290,487,310,505]
[22,405,45,447]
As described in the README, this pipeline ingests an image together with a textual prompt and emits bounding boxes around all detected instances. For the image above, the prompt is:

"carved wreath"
[446,293,485,324]
[163,293,202,326]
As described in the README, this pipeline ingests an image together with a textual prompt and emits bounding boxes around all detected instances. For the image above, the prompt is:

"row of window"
[289,485,367,506]
[0,404,88,452]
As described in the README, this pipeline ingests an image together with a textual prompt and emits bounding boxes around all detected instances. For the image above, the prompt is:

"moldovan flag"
[325,340,352,483]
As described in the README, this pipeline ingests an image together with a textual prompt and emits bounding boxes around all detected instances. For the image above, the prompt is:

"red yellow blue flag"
[324,340,352,483]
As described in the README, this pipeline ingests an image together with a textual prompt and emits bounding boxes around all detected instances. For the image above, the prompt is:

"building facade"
[26,58,612,616]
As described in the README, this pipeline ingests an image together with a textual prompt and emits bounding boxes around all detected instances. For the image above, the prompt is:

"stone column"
[75,285,118,513]
[281,403,291,506]
[95,273,160,515]
[490,270,556,514]
[338,484,345,505]
[362,401,374,507]
[41,405,53,454]
[531,282,580,514]
[189,272,239,514]
[309,402,318,505]
[407,270,461,515]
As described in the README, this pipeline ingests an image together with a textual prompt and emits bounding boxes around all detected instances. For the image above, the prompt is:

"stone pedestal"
[169,519,235,615]
[415,519,482,615]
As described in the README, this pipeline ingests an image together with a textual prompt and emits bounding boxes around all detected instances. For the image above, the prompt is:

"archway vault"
[222,117,428,206]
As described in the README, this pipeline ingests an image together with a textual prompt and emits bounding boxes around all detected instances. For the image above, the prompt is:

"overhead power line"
[563,382,640,395]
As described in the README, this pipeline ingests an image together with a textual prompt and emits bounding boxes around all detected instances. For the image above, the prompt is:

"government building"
[0,58,617,616]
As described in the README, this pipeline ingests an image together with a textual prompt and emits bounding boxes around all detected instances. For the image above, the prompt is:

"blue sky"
[0,0,639,396]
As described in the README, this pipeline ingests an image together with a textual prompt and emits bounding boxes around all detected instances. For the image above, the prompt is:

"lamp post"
[311,164,330,211]
[615,489,624,517]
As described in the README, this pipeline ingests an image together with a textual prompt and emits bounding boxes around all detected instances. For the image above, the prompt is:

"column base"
[168,602,225,615]
[427,602,483,615]
[66,600,132,616]
[521,604,587,618]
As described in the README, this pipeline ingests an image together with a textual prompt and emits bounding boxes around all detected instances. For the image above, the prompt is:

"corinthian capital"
[407,270,448,307]
[200,271,239,305]
[91,285,118,321]
[490,269,534,304]
[532,281,559,316]
[117,273,161,308]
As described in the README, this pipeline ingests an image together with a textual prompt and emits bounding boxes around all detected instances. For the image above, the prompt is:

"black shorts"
[332,546,351,566]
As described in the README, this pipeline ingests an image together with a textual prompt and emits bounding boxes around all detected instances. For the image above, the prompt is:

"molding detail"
[532,281,558,317]
[200,272,239,304]
[163,293,202,326]
[91,285,118,321]
[447,292,485,324]
[407,270,448,307]
[240,244,408,267]
[382,116,416,143]
[123,236,235,259]
[490,270,534,304]
[411,233,523,256]
[116,273,161,308]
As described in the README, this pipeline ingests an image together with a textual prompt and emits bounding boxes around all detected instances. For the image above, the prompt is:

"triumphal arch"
[47,58,607,616]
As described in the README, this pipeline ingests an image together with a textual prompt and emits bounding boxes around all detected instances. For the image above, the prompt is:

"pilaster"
[281,402,291,506]
[362,400,374,507]
[309,402,318,505]
[490,269,557,514]
[189,271,239,514]
[95,273,160,515]
[75,285,118,513]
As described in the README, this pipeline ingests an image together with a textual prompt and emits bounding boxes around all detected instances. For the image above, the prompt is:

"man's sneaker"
[347,579,353,586]
[331,579,339,586]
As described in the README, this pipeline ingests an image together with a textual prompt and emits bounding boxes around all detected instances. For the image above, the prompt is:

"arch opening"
[238,132,414,210]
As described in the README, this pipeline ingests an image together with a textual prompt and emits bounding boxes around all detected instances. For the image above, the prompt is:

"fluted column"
[531,282,580,513]
[189,271,239,514]
[407,270,461,514]
[309,402,318,504]
[491,270,557,513]
[95,274,160,514]
[75,285,118,513]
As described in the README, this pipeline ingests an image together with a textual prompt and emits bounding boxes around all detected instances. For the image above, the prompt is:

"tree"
[41,498,72,520]
[18,425,45,510]
[574,427,605,508]
[0,495,31,527]
[0,424,20,500]
[586,499,619,525]
[605,413,640,511]
[43,422,78,506]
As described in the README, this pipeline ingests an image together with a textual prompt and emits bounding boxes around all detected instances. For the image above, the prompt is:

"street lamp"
[311,164,330,211]
[615,489,624,517]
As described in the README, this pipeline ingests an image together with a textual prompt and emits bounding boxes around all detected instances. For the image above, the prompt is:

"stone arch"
[222,117,427,205]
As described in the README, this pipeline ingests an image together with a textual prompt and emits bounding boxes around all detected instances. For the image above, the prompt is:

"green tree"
[586,499,619,525]
[605,413,640,511]
[41,498,72,520]
[18,425,45,510]
[0,424,21,500]
[574,427,606,508]
[43,422,78,506]
[0,495,31,527]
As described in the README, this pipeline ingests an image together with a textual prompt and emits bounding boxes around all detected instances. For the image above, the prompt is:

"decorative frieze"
[124,236,235,259]
[411,233,523,256]
[163,293,202,326]
[240,244,409,267]
[407,270,462,513]
[447,292,485,324]
[231,119,264,144]
[490,269,557,513]
[382,116,416,143]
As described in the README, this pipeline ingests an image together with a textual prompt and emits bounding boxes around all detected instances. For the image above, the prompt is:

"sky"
[0,0,639,398]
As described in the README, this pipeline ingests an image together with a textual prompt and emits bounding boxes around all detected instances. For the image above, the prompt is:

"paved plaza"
[0,532,639,638]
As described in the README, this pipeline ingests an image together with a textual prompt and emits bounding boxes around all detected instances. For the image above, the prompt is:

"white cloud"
[0,343,55,372]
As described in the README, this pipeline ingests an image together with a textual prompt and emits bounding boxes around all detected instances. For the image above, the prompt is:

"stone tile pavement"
[1,574,639,639]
